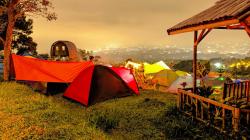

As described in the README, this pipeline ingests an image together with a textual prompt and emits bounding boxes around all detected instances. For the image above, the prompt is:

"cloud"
[31,0,247,54]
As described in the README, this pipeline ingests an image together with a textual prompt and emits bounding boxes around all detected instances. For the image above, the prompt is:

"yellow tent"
[143,62,150,66]
[144,61,170,75]
[152,69,178,87]
[125,61,142,69]
[155,61,171,69]
[175,70,190,77]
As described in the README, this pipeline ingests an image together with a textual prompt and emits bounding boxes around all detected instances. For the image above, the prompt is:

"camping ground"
[0,82,230,139]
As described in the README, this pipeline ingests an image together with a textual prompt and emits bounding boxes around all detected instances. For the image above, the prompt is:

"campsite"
[0,0,250,139]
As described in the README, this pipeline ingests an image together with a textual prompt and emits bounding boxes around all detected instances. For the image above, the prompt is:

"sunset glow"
[30,0,249,54]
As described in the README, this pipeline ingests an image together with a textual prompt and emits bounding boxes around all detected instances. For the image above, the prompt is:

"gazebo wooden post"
[242,22,250,37]
[192,29,211,93]
[193,31,198,93]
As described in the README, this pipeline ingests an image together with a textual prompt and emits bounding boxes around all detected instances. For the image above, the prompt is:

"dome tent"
[207,72,220,78]
[155,61,171,69]
[168,75,200,93]
[64,65,139,106]
[125,61,142,69]
[152,69,178,87]
[144,61,171,75]
[12,54,139,106]
[175,70,190,77]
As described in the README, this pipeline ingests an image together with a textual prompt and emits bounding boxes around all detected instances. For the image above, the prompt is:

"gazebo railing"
[177,89,250,134]
[241,109,250,126]
[223,81,250,102]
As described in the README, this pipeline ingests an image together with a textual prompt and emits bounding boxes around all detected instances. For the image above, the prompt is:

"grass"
[0,82,229,139]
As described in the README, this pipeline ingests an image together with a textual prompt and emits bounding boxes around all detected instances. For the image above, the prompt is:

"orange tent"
[207,72,220,78]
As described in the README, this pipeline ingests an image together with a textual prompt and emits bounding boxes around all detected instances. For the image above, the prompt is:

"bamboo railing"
[177,89,250,134]
[241,109,250,127]
[223,81,250,102]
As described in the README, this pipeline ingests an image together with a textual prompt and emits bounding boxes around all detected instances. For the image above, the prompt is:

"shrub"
[154,107,231,139]
[88,109,119,133]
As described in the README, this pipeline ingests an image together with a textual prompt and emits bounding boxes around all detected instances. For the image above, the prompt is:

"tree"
[0,0,56,80]
[78,49,95,61]
[0,14,38,54]
[12,16,37,54]
[173,60,210,73]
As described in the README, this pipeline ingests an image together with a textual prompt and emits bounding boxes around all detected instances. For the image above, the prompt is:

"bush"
[197,86,214,98]
[88,109,119,133]
[154,107,231,139]
[137,98,166,108]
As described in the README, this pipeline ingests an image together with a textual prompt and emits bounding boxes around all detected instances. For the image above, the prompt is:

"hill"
[94,42,250,64]
[0,82,229,139]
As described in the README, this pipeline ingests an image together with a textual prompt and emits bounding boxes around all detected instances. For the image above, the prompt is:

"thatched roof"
[167,0,250,35]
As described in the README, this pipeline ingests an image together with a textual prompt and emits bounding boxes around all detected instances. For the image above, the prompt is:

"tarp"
[152,69,178,87]
[12,54,93,83]
[12,54,139,106]
[144,61,170,75]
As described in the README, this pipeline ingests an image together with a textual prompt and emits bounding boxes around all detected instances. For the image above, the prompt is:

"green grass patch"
[0,82,229,139]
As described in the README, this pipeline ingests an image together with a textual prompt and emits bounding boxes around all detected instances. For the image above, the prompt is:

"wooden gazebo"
[167,0,250,93]
[167,0,250,134]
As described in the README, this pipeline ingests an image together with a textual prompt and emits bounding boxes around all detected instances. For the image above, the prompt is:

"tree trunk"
[3,3,16,81]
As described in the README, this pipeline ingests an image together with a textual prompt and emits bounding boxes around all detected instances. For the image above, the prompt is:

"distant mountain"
[94,42,250,63]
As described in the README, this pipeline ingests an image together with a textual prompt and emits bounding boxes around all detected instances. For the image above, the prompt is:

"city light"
[214,62,222,68]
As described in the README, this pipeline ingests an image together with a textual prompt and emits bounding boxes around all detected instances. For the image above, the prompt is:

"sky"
[31,0,249,54]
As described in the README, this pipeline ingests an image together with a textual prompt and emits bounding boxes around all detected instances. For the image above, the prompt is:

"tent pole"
[193,31,198,93]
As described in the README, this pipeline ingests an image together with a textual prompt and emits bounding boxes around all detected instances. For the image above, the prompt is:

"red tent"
[64,65,139,106]
[12,54,139,106]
